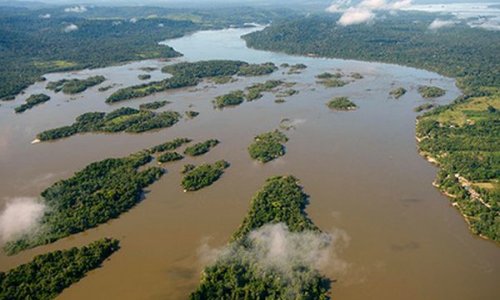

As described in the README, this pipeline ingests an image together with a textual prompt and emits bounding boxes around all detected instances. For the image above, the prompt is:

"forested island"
[414,103,435,112]
[139,100,170,110]
[0,238,120,299]
[46,76,106,94]
[390,87,407,99]
[157,152,184,163]
[4,149,164,254]
[248,130,288,163]
[190,176,329,299]
[418,86,446,99]
[184,139,219,156]
[181,160,230,191]
[14,94,50,113]
[107,60,278,103]
[149,137,192,153]
[242,12,499,241]
[246,80,285,101]
[327,97,357,111]
[214,90,246,108]
[36,107,181,141]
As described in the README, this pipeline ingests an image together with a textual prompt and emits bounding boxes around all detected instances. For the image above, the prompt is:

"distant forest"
[0,6,296,99]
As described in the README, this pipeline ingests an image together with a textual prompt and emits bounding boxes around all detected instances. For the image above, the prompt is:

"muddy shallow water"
[0,27,498,300]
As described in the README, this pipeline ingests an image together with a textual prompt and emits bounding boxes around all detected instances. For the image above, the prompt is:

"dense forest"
[327,97,357,111]
[36,107,181,141]
[139,100,170,110]
[243,12,499,94]
[4,150,164,254]
[108,60,278,103]
[0,5,296,100]
[14,93,50,113]
[191,176,329,299]
[248,130,288,163]
[184,139,220,156]
[416,94,500,241]
[181,160,230,191]
[243,12,500,242]
[0,238,120,300]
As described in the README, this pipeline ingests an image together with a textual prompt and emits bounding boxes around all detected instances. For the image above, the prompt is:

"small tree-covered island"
[190,176,330,299]
[36,107,181,142]
[181,160,230,191]
[46,75,106,94]
[14,94,51,113]
[327,97,358,111]
[418,86,446,99]
[248,130,289,163]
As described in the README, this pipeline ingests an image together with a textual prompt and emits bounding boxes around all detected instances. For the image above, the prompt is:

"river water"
[0,27,498,299]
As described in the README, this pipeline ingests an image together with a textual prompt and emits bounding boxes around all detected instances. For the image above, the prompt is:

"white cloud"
[428,19,457,30]
[64,24,79,33]
[198,223,350,294]
[39,14,51,19]
[328,0,412,26]
[129,17,138,23]
[0,197,45,242]
[64,5,87,13]
[338,7,375,26]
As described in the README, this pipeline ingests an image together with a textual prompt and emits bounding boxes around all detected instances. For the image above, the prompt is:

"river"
[0,26,498,299]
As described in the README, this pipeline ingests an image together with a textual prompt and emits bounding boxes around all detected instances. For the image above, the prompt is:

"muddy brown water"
[0,27,498,300]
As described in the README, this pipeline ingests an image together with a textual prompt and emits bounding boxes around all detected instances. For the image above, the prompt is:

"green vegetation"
[139,100,170,110]
[243,13,499,93]
[108,60,277,103]
[0,238,120,300]
[248,130,288,163]
[275,98,286,103]
[277,88,299,97]
[0,5,297,100]
[14,93,50,113]
[46,76,106,94]
[138,74,151,80]
[246,80,284,101]
[414,103,435,112]
[157,152,184,163]
[98,85,115,92]
[210,76,236,84]
[181,160,230,191]
[36,107,181,141]
[390,87,407,99]
[287,63,307,74]
[4,150,164,254]
[185,110,200,118]
[416,93,499,241]
[181,164,196,174]
[149,137,191,153]
[184,139,220,156]
[317,77,348,88]
[190,176,329,299]
[316,72,342,79]
[214,90,246,108]
[327,97,357,111]
[237,62,277,76]
[418,86,446,98]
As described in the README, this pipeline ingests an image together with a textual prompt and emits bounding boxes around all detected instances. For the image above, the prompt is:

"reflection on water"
[0,27,498,300]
